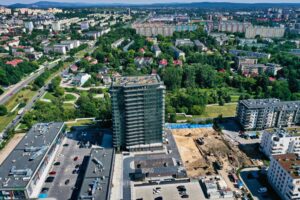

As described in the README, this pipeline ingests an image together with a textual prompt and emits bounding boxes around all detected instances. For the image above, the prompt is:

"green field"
[0,113,16,132]
[176,103,238,121]
[43,92,56,101]
[200,103,237,118]
[5,89,36,111]
[64,93,77,101]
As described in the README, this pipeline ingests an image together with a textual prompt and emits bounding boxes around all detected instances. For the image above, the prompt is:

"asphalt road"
[0,47,96,140]
[0,58,64,105]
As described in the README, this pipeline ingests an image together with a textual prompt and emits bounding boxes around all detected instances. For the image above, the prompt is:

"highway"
[0,47,95,141]
[0,57,67,105]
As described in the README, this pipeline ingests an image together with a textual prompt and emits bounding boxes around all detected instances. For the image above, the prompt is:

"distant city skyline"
[1,0,300,5]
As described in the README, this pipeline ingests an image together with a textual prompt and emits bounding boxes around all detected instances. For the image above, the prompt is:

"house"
[134,57,153,68]
[72,73,91,86]
[70,64,78,73]
[159,59,168,68]
[111,38,124,49]
[6,59,23,67]
[152,45,161,57]
[173,60,183,66]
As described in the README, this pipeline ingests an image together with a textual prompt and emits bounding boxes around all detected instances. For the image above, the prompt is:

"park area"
[171,128,252,178]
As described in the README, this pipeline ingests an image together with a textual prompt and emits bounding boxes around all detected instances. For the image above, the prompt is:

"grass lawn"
[65,119,95,130]
[230,95,240,102]
[43,92,56,101]
[200,103,237,118]
[5,89,36,111]
[64,93,77,101]
[63,103,75,109]
[0,113,17,132]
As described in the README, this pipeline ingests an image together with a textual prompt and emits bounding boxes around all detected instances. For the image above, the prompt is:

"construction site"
[171,128,253,179]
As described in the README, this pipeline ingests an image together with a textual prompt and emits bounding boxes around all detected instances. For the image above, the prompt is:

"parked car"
[65,179,70,185]
[73,156,79,161]
[181,194,189,198]
[258,187,268,193]
[54,162,60,166]
[45,177,55,183]
[41,188,49,194]
[49,171,56,175]
[63,143,69,147]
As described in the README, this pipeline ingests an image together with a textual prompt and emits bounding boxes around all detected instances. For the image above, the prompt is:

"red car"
[73,156,79,161]
[49,171,56,175]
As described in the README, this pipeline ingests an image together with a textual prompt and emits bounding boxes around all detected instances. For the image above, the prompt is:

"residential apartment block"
[268,154,300,200]
[237,99,300,130]
[260,129,300,158]
[110,75,165,151]
[245,26,285,39]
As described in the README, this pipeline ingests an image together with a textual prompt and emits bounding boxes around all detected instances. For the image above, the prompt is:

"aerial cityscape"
[0,0,299,200]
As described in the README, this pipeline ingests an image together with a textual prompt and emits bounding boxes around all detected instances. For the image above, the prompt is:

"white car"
[258,187,267,193]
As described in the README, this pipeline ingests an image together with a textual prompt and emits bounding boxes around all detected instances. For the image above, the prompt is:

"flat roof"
[78,148,114,200]
[239,98,300,109]
[112,75,162,87]
[273,153,300,179]
[0,122,65,190]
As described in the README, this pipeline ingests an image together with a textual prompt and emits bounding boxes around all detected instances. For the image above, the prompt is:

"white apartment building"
[52,21,61,31]
[268,154,300,200]
[60,40,81,50]
[111,38,124,49]
[237,99,300,130]
[81,21,89,30]
[260,129,300,158]
[245,26,285,39]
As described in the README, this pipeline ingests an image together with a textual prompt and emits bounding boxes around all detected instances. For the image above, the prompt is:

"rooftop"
[78,148,114,200]
[239,98,300,109]
[273,153,300,179]
[0,122,65,189]
[112,75,162,87]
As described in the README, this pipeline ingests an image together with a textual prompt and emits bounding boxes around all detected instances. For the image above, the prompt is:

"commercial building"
[237,99,300,130]
[110,75,165,151]
[245,26,285,38]
[268,154,300,200]
[78,148,115,200]
[0,123,65,199]
[260,129,300,158]
[200,176,234,199]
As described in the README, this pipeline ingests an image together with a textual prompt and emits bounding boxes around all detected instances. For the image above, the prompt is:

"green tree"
[0,105,7,116]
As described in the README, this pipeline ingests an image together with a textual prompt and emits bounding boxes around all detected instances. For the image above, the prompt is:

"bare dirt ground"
[172,128,252,179]
[0,133,25,164]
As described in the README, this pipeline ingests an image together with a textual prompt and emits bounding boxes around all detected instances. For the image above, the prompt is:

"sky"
[1,0,300,5]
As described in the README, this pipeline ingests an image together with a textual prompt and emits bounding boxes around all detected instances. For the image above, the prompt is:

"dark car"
[41,188,49,193]
[45,176,55,183]
[154,197,163,200]
[49,171,56,175]
[73,156,79,161]
[181,194,189,198]
[65,179,70,185]
[75,164,80,169]
[63,143,69,147]
[54,162,60,166]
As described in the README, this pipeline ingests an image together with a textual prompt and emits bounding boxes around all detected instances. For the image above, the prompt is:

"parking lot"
[134,181,206,200]
[240,167,279,200]
[39,126,107,200]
